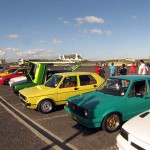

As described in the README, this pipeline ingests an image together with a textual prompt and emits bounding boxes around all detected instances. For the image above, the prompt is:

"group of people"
[109,60,149,76]
[95,60,149,78]
[94,63,105,78]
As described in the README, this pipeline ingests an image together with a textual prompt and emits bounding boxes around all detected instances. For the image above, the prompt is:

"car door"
[126,80,150,120]
[57,75,78,105]
[78,74,98,93]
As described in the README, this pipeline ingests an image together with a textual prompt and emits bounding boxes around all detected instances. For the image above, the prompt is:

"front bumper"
[64,106,102,128]
[20,98,31,107]
[19,94,37,109]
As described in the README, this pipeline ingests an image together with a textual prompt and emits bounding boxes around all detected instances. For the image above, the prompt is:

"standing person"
[138,60,148,75]
[120,64,127,75]
[94,63,101,75]
[117,66,121,75]
[130,62,136,74]
[100,64,105,78]
[109,62,116,76]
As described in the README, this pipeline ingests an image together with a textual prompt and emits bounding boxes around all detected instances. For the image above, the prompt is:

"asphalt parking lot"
[2,65,148,150]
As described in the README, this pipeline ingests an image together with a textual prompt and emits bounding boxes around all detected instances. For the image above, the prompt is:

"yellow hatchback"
[19,72,104,113]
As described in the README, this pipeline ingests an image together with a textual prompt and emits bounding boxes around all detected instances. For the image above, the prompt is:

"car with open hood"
[65,75,150,132]
[10,61,79,93]
[19,72,104,113]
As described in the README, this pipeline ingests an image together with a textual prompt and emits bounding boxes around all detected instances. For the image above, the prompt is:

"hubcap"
[41,101,52,113]
[106,114,119,131]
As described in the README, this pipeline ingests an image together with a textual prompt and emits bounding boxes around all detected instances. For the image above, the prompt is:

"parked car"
[117,110,150,149]
[65,75,150,132]
[0,68,27,85]
[0,68,17,76]
[19,72,104,113]
[10,61,72,93]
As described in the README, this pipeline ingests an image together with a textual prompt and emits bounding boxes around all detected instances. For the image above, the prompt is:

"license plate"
[70,112,77,121]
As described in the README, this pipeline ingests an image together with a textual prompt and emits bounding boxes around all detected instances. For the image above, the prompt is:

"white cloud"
[0,48,20,61]
[38,40,47,44]
[78,29,112,36]
[63,20,70,24]
[91,29,103,34]
[6,34,20,39]
[0,48,20,56]
[51,39,62,44]
[131,16,138,19]
[16,49,58,60]
[75,16,105,25]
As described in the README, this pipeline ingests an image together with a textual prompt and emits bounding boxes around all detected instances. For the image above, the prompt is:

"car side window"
[79,75,97,86]
[148,80,150,87]
[60,76,77,88]
[128,80,147,97]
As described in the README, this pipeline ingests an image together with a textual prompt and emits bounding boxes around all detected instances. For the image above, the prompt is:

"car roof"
[111,75,150,81]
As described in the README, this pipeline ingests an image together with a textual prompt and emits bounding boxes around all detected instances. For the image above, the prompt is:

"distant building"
[0,59,5,64]
[59,53,82,61]
[124,58,135,62]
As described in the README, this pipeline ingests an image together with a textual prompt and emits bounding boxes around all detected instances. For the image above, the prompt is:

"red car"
[0,68,27,85]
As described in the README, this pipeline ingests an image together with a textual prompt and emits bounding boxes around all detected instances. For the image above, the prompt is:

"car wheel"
[102,113,121,133]
[4,79,10,85]
[38,100,54,113]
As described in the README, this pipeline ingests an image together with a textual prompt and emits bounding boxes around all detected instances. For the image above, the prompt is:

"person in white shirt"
[138,60,148,75]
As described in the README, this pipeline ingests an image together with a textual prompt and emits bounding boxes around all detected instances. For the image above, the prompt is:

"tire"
[102,113,121,133]
[38,99,54,113]
[4,79,10,85]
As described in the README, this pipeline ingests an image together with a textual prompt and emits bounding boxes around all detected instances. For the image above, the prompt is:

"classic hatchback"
[117,110,150,149]
[19,72,104,113]
[0,68,27,85]
[0,68,17,77]
[65,75,150,132]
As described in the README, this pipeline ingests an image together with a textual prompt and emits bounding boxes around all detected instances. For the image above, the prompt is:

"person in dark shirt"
[120,64,127,75]
[100,64,105,78]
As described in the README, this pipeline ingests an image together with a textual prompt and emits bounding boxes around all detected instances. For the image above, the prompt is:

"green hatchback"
[65,75,150,132]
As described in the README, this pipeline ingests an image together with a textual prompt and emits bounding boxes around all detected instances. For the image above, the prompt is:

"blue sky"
[0,0,150,62]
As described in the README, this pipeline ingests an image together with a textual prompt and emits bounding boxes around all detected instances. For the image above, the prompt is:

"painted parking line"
[36,114,67,122]
[0,96,78,150]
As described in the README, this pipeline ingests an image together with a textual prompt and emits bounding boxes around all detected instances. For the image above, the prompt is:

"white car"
[9,76,27,88]
[117,110,150,150]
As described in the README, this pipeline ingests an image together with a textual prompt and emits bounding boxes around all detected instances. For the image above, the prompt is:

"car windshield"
[97,78,130,96]
[45,75,63,88]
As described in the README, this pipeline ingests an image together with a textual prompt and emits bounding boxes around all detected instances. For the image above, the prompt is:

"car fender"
[101,108,123,123]
[37,96,56,107]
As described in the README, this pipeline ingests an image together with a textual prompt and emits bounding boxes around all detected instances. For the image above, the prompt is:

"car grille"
[19,93,26,101]
[68,102,85,117]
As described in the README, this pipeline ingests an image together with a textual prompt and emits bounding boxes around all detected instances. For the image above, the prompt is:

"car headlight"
[120,128,129,141]
[84,109,88,118]
[66,101,68,106]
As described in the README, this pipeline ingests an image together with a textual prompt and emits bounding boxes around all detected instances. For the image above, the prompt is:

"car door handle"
[94,85,97,87]
[74,87,79,90]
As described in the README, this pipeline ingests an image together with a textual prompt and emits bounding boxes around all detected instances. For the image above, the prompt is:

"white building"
[59,54,82,61]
